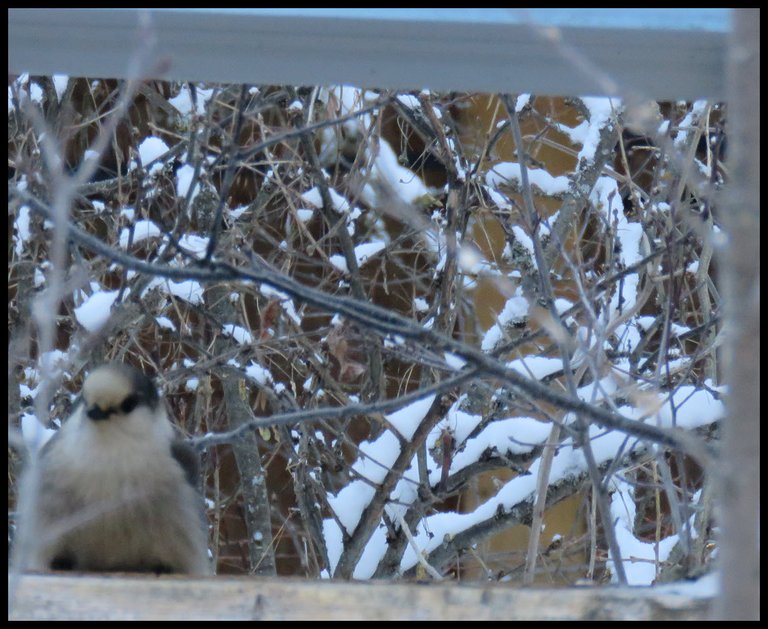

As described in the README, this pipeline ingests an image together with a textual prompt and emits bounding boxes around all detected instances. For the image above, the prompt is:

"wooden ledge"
[8,573,713,620]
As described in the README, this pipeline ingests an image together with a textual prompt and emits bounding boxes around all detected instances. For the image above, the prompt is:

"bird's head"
[79,364,170,441]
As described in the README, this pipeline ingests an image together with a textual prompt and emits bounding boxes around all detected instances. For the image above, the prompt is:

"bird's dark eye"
[121,395,140,414]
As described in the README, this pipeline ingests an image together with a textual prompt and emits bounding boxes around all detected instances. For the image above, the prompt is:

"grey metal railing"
[9,9,728,99]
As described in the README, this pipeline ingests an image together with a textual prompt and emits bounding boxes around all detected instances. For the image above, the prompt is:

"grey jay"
[18,363,211,575]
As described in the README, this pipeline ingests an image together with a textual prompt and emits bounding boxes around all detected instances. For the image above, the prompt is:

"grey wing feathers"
[170,439,201,488]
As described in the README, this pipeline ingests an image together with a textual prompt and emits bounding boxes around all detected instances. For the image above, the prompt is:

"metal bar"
[9,9,727,99]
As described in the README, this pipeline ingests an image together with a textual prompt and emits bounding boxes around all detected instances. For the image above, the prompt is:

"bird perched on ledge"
[17,363,211,575]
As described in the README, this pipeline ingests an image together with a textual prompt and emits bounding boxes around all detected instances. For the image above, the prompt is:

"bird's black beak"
[87,406,112,421]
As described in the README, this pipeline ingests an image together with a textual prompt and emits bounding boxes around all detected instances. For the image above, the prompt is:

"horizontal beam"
[9,573,713,620]
[9,9,728,99]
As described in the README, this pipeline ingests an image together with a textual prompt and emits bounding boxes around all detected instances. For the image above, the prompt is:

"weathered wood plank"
[8,574,713,620]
